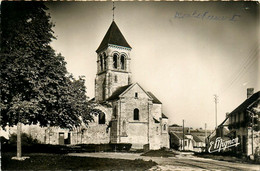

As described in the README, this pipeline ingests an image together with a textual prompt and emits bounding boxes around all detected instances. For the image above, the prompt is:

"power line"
[219,45,259,96]
[221,46,257,93]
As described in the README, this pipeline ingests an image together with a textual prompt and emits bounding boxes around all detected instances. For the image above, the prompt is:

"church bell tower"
[95,21,132,102]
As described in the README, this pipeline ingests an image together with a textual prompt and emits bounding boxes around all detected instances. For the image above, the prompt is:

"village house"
[207,115,231,153]
[208,113,230,143]
[169,132,193,151]
[227,89,259,157]
[191,133,205,152]
[169,125,207,152]
[208,89,260,157]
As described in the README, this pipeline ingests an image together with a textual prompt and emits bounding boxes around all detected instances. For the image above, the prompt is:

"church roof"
[107,83,163,104]
[162,113,168,119]
[153,118,160,123]
[96,21,131,53]
[106,84,133,101]
[147,92,162,104]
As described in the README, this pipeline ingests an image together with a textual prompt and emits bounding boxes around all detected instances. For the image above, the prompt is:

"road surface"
[68,152,260,171]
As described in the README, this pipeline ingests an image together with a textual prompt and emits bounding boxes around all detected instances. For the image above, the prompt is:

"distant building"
[191,133,205,152]
[169,125,208,152]
[208,113,230,141]
[169,132,193,151]
[207,115,232,153]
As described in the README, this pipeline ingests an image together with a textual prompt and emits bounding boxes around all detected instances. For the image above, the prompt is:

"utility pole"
[183,120,185,151]
[252,113,254,156]
[205,123,207,150]
[214,94,219,128]
[205,123,207,139]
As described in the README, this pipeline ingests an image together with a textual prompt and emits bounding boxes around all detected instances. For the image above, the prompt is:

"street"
[69,152,260,171]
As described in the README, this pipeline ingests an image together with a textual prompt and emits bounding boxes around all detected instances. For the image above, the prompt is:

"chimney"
[226,112,229,118]
[247,88,254,99]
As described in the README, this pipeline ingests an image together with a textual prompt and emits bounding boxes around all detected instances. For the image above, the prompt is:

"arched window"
[113,106,117,118]
[98,113,105,124]
[114,75,118,83]
[99,55,103,71]
[163,124,167,131]
[128,76,131,84]
[113,54,118,69]
[102,79,106,100]
[122,121,126,132]
[120,55,125,70]
[103,53,107,70]
[133,108,139,120]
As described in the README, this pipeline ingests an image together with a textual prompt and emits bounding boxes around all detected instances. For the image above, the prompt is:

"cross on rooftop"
[112,2,116,21]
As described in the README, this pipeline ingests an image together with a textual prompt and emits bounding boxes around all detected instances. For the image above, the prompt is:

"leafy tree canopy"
[0,2,101,129]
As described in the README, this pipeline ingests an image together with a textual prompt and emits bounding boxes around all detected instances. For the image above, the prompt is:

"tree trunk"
[81,132,82,144]
[17,122,22,158]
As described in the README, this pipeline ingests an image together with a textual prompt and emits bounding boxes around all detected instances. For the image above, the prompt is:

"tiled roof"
[96,21,131,53]
[190,130,212,136]
[147,92,162,104]
[218,116,229,127]
[106,84,132,101]
[169,127,189,133]
[229,91,259,115]
[171,132,188,140]
[162,113,168,119]
[192,134,203,142]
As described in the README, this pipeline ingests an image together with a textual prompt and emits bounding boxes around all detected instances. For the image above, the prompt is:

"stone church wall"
[152,104,162,120]
[95,73,106,102]
[80,123,109,144]
[127,123,148,149]
[161,118,170,148]
[149,121,162,150]
[81,104,112,144]
[117,84,151,148]
[109,72,130,97]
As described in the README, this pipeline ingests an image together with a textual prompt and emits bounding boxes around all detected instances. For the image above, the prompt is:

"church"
[3,21,169,150]
[88,21,170,149]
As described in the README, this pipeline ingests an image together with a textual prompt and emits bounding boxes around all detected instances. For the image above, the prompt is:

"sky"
[46,2,259,130]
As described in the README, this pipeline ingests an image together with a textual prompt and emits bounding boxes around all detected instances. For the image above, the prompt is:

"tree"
[0,2,101,159]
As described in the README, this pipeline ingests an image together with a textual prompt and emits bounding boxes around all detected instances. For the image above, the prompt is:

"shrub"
[9,133,39,146]
[110,143,132,152]
[171,143,180,150]
[0,136,9,145]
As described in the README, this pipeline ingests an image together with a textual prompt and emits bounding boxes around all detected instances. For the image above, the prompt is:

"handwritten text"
[174,11,241,22]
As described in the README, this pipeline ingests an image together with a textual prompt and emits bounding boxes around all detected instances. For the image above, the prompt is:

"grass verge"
[2,152,157,170]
